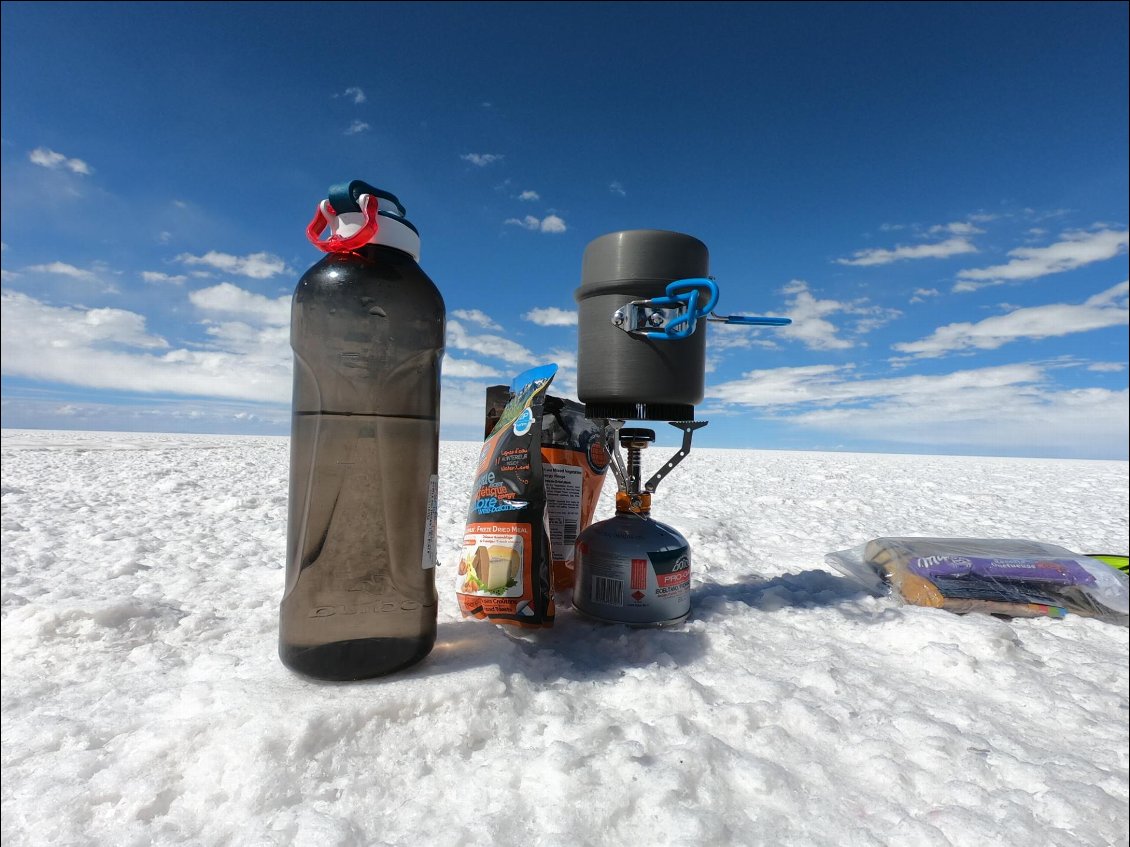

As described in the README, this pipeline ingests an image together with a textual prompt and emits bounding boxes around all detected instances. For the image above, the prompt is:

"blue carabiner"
[642,278,720,340]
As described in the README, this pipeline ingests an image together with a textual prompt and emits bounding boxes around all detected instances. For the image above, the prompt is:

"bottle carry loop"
[306,193,380,253]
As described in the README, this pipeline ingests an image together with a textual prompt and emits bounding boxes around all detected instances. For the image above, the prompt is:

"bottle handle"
[306,193,380,253]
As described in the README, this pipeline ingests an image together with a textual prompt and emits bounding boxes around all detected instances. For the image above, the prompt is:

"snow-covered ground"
[2,429,1128,846]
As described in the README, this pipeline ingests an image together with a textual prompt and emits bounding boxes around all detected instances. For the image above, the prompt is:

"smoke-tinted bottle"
[279,181,444,680]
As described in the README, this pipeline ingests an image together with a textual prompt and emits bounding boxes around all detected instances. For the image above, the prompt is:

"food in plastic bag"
[826,537,1129,625]
[456,365,557,627]
[485,385,609,590]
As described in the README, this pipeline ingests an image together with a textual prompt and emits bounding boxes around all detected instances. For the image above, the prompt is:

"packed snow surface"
[2,429,1128,846]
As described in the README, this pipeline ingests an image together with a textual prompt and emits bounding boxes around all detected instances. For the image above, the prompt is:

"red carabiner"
[306,193,380,253]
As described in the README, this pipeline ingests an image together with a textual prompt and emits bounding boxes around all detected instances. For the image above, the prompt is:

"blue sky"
[1,2,1127,459]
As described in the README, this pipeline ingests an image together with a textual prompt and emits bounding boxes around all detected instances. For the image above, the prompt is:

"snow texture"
[2,429,1128,846]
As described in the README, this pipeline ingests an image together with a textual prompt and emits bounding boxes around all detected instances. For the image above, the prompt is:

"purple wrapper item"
[907,555,1095,586]
[907,556,974,578]
[970,557,1096,586]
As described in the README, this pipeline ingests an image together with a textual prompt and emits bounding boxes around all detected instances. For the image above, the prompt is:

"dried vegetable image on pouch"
[456,364,558,627]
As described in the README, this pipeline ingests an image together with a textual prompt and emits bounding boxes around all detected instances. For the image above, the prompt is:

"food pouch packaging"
[484,385,610,590]
[456,365,558,626]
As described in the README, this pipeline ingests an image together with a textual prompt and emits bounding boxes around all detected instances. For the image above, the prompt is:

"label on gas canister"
[578,544,690,624]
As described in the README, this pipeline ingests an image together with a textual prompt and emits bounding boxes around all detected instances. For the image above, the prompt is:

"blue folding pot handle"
[718,315,792,327]
[642,278,791,339]
[642,278,719,340]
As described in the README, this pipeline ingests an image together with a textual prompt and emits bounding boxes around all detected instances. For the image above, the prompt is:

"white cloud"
[910,288,940,304]
[446,320,534,365]
[803,385,1127,454]
[773,280,899,351]
[2,291,167,353]
[928,221,985,236]
[0,270,19,281]
[175,251,287,279]
[836,237,978,267]
[893,282,1129,358]
[523,307,577,327]
[189,283,290,326]
[26,262,97,280]
[519,190,540,201]
[1022,208,1071,223]
[544,352,579,399]
[344,120,370,135]
[0,290,290,403]
[954,228,1130,291]
[0,395,290,433]
[706,362,1128,453]
[141,271,187,285]
[609,181,626,197]
[707,321,783,353]
[853,314,899,335]
[199,320,291,365]
[341,86,366,104]
[540,214,566,234]
[444,357,504,379]
[710,364,848,407]
[439,379,499,439]
[709,361,1033,409]
[461,153,504,167]
[505,214,567,234]
[28,147,92,175]
[548,347,577,370]
[451,309,502,330]
[1088,362,1126,373]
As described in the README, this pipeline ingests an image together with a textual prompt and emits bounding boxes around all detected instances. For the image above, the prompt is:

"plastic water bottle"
[279,180,445,680]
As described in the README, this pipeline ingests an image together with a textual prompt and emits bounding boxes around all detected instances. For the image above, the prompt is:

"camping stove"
[572,422,705,626]
[570,229,790,626]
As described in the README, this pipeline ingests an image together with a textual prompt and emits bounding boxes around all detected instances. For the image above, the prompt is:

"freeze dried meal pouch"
[540,395,610,588]
[825,537,1130,625]
[485,385,610,590]
[456,364,557,627]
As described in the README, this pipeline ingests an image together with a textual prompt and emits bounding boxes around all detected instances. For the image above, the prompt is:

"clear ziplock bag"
[826,537,1129,625]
